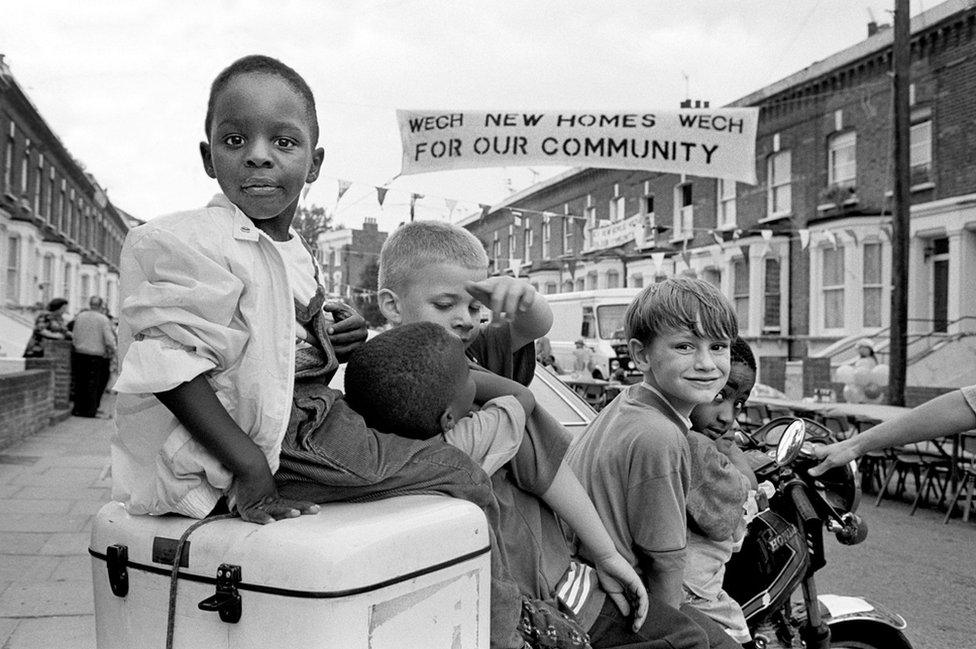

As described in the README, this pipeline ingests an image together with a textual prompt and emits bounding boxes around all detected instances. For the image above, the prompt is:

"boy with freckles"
[566,278,744,649]
[370,222,728,649]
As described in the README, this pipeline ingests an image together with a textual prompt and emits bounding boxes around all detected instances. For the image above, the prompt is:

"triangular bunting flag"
[711,230,723,246]
[376,186,389,207]
[445,198,458,217]
[824,230,837,249]
[799,229,811,250]
[651,252,666,273]
[844,229,859,246]
[481,204,491,219]
[410,193,424,208]
[336,179,352,203]
[710,245,723,267]
[760,229,773,257]
[879,225,892,243]
[509,258,522,273]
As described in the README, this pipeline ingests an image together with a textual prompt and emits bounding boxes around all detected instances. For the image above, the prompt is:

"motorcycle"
[722,418,914,649]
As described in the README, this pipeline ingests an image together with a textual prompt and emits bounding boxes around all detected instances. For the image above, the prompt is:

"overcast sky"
[1,0,913,231]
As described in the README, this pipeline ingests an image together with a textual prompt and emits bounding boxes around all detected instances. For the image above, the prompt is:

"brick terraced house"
[0,55,131,357]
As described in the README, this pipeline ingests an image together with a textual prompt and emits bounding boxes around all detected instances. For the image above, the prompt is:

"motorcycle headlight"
[806,441,862,514]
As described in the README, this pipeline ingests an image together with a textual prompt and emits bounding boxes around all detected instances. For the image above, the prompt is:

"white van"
[544,288,641,379]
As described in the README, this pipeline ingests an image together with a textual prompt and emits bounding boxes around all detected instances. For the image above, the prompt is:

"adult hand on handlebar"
[808,438,859,477]
[593,552,648,631]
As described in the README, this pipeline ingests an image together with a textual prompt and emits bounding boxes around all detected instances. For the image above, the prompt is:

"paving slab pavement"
[0,396,113,649]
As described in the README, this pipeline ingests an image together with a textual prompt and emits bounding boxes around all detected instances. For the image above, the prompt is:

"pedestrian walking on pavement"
[22,297,71,358]
[71,296,116,418]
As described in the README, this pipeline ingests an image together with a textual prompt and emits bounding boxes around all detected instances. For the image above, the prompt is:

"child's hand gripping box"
[90,495,490,648]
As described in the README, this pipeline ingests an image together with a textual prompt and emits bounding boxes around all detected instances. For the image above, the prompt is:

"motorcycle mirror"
[775,419,806,466]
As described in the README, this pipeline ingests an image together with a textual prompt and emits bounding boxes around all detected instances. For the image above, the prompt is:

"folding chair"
[943,464,976,523]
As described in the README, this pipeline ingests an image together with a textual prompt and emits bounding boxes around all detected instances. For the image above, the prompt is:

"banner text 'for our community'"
[396,109,759,184]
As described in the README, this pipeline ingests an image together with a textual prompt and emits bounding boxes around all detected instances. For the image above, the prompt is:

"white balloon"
[853,367,872,387]
[863,383,883,400]
[836,365,855,384]
[870,364,889,385]
[843,383,866,404]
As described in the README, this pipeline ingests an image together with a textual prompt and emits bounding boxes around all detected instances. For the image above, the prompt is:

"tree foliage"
[293,204,332,251]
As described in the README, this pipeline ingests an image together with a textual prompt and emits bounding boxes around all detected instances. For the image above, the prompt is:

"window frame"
[5,234,20,304]
[542,216,551,259]
[717,179,737,228]
[2,123,14,194]
[766,150,792,217]
[563,205,574,253]
[821,245,846,330]
[828,131,857,189]
[862,241,883,328]
[732,256,750,332]
[909,120,932,185]
[508,224,516,261]
[672,182,693,240]
[763,256,781,332]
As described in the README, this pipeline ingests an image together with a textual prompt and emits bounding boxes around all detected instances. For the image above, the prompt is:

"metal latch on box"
[105,544,129,597]
[198,563,242,623]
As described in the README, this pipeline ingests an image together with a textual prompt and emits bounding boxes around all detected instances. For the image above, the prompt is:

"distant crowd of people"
[23,295,117,418]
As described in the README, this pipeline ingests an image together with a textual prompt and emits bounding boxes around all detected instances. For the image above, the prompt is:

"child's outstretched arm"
[544,462,649,631]
[464,276,553,351]
[471,369,535,417]
[155,375,320,524]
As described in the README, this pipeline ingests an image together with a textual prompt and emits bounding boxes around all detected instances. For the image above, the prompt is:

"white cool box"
[90,496,490,649]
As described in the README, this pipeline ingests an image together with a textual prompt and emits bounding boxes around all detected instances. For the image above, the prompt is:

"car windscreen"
[596,304,629,339]
[329,362,594,434]
[530,366,594,434]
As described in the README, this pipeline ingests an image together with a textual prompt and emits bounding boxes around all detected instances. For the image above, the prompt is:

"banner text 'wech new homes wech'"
[397,109,759,184]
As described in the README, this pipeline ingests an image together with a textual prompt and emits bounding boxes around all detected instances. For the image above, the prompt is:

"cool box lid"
[90,495,488,595]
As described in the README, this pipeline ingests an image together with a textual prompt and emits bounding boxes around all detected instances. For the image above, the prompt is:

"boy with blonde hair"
[566,277,743,649]
[374,222,723,649]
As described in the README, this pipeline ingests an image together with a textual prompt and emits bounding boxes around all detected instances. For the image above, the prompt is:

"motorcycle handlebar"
[786,480,821,527]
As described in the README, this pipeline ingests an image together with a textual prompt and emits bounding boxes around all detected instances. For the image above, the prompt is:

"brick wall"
[0,369,54,450]
[26,339,73,411]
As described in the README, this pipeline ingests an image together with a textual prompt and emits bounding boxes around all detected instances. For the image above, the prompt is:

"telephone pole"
[889,0,911,406]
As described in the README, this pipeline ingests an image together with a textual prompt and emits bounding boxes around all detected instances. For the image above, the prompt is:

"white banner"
[586,213,645,251]
[397,108,759,183]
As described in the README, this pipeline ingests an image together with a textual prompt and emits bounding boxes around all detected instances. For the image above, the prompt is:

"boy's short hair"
[730,337,756,373]
[205,54,319,145]
[344,322,468,439]
[625,277,738,344]
[378,221,488,293]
